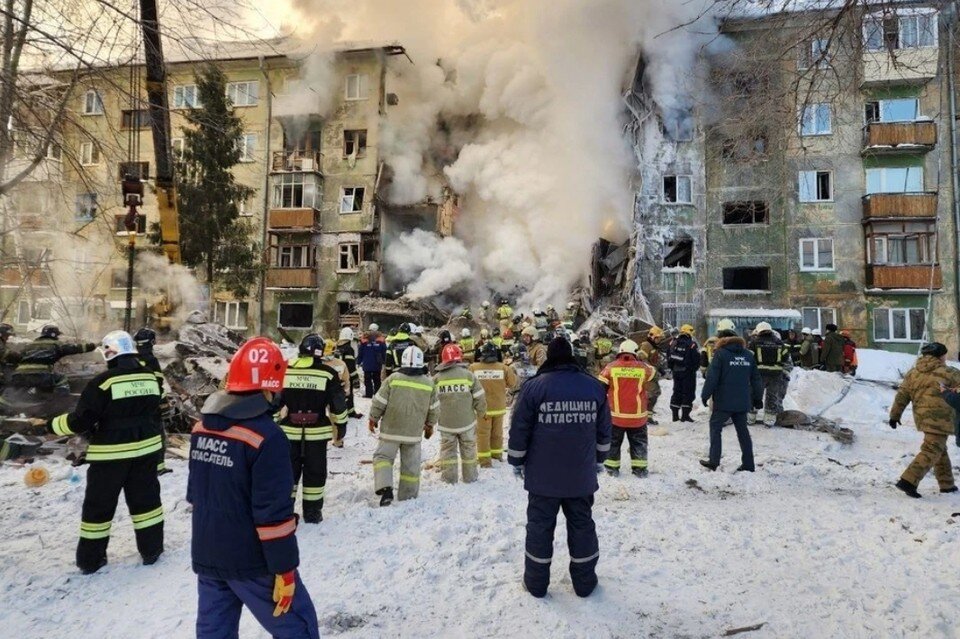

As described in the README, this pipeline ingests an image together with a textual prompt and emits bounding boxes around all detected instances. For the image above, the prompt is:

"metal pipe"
[258,56,273,335]
[946,2,960,348]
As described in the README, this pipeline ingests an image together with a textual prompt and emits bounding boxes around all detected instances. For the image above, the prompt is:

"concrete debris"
[577,305,654,341]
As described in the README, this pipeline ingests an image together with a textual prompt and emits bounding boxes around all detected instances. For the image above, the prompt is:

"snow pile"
[855,348,918,384]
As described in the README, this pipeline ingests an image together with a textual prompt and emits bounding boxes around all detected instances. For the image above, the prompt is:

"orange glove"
[272,571,295,616]
[368,418,378,433]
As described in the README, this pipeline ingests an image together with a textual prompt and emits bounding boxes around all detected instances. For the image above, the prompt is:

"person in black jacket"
[699,330,763,472]
[336,327,362,418]
[508,336,612,599]
[48,330,164,574]
[668,325,700,422]
[12,324,96,393]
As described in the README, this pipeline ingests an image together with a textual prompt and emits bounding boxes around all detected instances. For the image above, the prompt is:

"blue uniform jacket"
[357,337,387,372]
[187,391,299,580]
[700,336,763,413]
[508,364,612,498]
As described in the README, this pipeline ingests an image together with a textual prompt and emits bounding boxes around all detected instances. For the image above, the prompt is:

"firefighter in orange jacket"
[598,339,656,477]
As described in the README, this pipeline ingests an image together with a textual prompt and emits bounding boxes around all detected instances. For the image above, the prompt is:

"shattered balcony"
[862,121,936,155]
[866,264,941,290]
[862,192,937,220]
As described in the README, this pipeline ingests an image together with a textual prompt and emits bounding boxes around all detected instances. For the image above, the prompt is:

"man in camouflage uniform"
[889,342,960,498]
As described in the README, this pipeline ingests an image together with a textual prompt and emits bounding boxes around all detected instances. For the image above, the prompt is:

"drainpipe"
[946,4,960,349]
[258,57,273,335]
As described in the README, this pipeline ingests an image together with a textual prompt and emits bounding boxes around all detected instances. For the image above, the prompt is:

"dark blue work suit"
[700,336,763,470]
[668,333,700,418]
[188,391,320,639]
[508,363,612,598]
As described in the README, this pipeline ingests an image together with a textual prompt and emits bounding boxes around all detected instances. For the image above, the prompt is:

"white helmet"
[100,330,137,361]
[801,327,812,335]
[566,302,576,309]
[618,339,640,355]
[339,327,355,341]
[812,328,822,336]
[755,321,773,334]
[412,325,424,335]
[481,301,490,308]
[532,307,541,315]
[401,345,425,368]
[461,328,471,338]
[480,328,490,338]
[368,323,379,332]
[716,318,735,332]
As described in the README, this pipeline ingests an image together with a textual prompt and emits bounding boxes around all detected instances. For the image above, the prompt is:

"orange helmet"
[840,329,851,337]
[226,337,287,392]
[441,343,463,364]
[503,328,514,339]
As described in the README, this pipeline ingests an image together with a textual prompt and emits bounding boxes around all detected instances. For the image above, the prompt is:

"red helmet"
[440,343,463,364]
[226,337,287,392]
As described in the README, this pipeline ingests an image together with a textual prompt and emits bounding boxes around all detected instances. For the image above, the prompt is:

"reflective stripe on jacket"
[369,371,439,442]
[598,354,656,428]
[433,362,486,433]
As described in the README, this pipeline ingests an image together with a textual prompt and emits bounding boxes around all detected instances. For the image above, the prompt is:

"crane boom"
[139,0,181,264]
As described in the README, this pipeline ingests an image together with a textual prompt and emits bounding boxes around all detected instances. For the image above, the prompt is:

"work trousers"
[77,453,163,572]
[439,428,478,484]
[524,493,599,598]
[670,370,697,410]
[373,439,421,500]
[751,373,787,425]
[290,438,328,522]
[647,379,661,411]
[363,369,382,398]
[477,413,505,467]
[708,410,754,471]
[196,573,320,639]
[901,432,956,490]
[603,426,648,472]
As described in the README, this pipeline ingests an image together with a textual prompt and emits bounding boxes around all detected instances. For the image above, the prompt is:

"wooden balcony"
[866,264,942,290]
[265,268,316,288]
[863,121,936,154]
[271,150,323,174]
[862,192,937,220]
[268,208,318,230]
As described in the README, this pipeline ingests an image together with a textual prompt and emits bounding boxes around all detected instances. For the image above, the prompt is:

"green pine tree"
[174,65,261,298]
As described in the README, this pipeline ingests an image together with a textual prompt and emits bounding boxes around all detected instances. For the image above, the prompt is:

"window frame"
[278,302,314,329]
[662,174,693,205]
[344,74,369,101]
[79,142,100,166]
[114,214,147,235]
[864,97,920,124]
[801,307,837,333]
[16,300,30,325]
[798,170,833,203]
[343,129,368,158]
[271,173,319,210]
[797,38,831,70]
[171,137,185,159]
[339,186,365,214]
[82,89,104,116]
[172,84,201,109]
[237,133,257,163]
[120,109,151,130]
[799,238,835,272]
[722,201,770,226]
[275,244,313,269]
[873,307,927,343]
[75,192,97,222]
[337,242,361,273]
[865,166,924,194]
[215,301,249,329]
[799,103,832,136]
[863,9,938,51]
[225,80,259,107]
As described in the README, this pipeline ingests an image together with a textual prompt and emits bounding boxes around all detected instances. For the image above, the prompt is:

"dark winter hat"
[717,329,737,338]
[921,342,948,358]
[825,324,838,332]
[545,336,576,366]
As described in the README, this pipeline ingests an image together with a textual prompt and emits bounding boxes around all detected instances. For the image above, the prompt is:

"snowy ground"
[2,356,960,638]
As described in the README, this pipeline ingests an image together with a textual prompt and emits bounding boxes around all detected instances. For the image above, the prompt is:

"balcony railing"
[268,209,319,230]
[863,121,936,154]
[265,268,316,288]
[272,150,323,174]
[862,192,937,220]
[866,264,942,290]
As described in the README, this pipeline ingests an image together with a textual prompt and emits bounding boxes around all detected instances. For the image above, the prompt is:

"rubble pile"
[578,305,654,342]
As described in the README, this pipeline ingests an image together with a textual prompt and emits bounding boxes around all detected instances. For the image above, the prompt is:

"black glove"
[889,419,900,429]
[702,399,709,408]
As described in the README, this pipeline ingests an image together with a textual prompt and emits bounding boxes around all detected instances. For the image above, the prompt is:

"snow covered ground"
[2,356,960,638]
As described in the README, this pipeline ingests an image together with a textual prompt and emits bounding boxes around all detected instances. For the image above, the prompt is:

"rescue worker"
[358,324,387,398]
[509,336,612,599]
[668,324,700,423]
[278,334,348,523]
[409,324,429,353]
[500,328,515,357]
[699,327,763,472]
[545,304,560,327]
[599,339,656,477]
[189,337,320,638]
[562,301,578,329]
[476,327,491,352]
[571,333,590,371]
[750,322,792,427]
[799,327,820,369]
[368,345,439,505]
[784,329,803,366]
[384,323,415,377]
[889,342,960,498]
[521,325,547,369]
[133,327,171,476]
[841,330,858,376]
[820,323,845,373]
[478,300,492,327]
[12,324,96,394]
[470,342,519,466]
[593,329,614,370]
[639,326,665,424]
[532,308,549,332]
[459,328,476,363]
[323,339,352,403]
[434,343,486,483]
[337,327,362,418]
[812,329,824,364]
[700,336,718,377]
[49,330,163,574]
[497,298,514,334]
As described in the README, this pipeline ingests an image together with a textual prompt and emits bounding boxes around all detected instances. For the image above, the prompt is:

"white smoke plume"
[383,229,473,299]
[278,0,717,307]
[136,251,206,327]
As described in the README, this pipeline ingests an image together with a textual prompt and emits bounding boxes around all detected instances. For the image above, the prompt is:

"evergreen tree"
[174,65,260,298]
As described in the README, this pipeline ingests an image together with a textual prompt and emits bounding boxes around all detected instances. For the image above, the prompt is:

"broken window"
[276,245,313,268]
[799,170,832,202]
[722,267,770,291]
[338,242,360,271]
[118,161,149,181]
[343,129,367,157]
[362,236,379,262]
[797,38,831,70]
[278,303,313,329]
[800,103,832,136]
[721,132,768,160]
[662,303,697,329]
[111,268,140,288]
[340,187,365,213]
[16,300,29,324]
[800,238,834,271]
[663,238,693,269]
[660,108,694,142]
[662,175,692,204]
[722,201,769,225]
[75,193,97,221]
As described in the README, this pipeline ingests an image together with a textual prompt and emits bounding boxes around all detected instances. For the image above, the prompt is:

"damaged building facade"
[630,2,960,354]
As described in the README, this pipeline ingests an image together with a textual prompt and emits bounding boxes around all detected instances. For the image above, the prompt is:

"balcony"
[863,121,936,154]
[272,150,323,174]
[265,268,317,288]
[862,48,938,87]
[866,264,941,290]
[268,209,319,231]
[862,192,937,220]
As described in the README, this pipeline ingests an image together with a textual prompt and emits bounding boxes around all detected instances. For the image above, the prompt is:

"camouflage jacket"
[890,355,960,436]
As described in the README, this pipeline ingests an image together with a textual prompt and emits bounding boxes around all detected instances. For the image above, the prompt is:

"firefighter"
[12,324,96,394]
[638,327,664,424]
[470,342,519,466]
[459,328,476,363]
[497,298,514,334]
[189,337,320,638]
[278,334,348,524]
[563,301,577,329]
[434,343,486,483]
[751,322,792,427]
[337,327,363,418]
[532,308,549,332]
[593,329,614,369]
[48,330,164,574]
[799,327,820,369]
[500,328,515,357]
[323,339,351,404]
[700,336,718,377]
[384,323,415,377]
[545,304,561,327]
[668,325,700,423]
[368,345,439,505]
[521,326,547,369]
[478,300,492,326]
[410,324,429,353]
[599,339,656,477]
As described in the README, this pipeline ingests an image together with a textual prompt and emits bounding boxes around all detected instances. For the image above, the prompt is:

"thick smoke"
[279,0,716,307]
